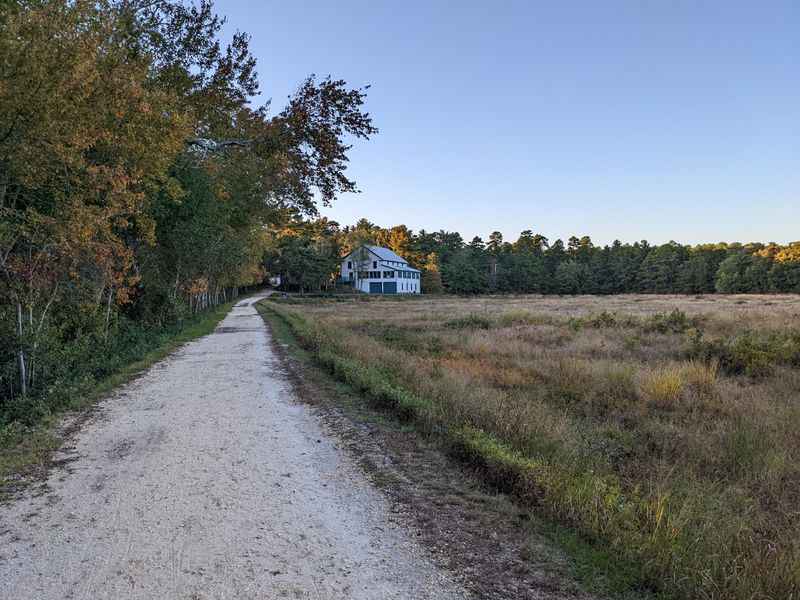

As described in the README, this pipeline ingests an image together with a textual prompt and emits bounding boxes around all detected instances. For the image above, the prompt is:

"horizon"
[217,1,798,246]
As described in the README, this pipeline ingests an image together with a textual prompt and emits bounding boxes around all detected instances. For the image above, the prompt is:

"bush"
[644,309,697,334]
[0,301,234,428]
[444,314,493,330]
[687,329,800,378]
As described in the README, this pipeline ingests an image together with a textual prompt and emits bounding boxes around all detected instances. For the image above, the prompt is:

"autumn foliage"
[0,0,375,418]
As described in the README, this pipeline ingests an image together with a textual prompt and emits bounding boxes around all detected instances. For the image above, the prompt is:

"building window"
[384,271,394,278]
[373,261,377,269]
[347,261,352,269]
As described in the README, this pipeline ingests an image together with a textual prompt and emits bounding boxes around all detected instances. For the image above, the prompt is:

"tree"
[0,0,377,415]
[497,252,547,293]
[387,225,412,259]
[676,246,728,294]
[442,250,488,294]
[774,242,800,264]
[637,242,687,293]
[487,231,504,254]
[514,230,536,253]
[769,261,800,293]
[266,235,337,293]
[555,261,592,295]
[0,0,190,396]
[420,253,444,294]
[468,236,486,251]
[715,253,770,293]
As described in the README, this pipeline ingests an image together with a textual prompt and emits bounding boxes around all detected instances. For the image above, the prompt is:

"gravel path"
[0,294,467,600]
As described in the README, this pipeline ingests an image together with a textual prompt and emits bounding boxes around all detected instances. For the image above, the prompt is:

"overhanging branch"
[186,138,253,152]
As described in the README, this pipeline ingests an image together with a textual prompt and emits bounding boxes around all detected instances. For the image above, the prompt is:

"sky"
[217,1,799,246]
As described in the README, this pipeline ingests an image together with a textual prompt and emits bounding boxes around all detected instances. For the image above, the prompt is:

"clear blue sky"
[218,1,798,246]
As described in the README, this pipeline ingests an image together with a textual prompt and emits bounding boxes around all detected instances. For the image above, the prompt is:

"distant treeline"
[266,218,800,295]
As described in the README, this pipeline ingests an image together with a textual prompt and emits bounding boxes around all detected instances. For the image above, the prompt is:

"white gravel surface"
[0,294,468,600]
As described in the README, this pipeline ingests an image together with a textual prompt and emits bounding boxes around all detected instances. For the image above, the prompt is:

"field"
[263,293,800,599]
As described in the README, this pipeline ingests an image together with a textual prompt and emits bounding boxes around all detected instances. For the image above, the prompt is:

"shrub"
[444,313,493,330]
[585,311,619,328]
[686,330,799,378]
[644,309,697,334]
[567,312,640,331]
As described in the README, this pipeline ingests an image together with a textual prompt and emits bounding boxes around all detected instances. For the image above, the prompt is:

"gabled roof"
[344,244,409,264]
[364,245,408,263]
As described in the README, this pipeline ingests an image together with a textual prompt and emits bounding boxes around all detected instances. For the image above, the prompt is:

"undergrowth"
[0,300,238,491]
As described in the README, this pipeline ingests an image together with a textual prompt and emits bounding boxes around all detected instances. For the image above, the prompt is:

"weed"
[682,360,718,399]
[643,309,697,334]
[639,366,685,408]
[444,313,493,330]
[688,329,800,378]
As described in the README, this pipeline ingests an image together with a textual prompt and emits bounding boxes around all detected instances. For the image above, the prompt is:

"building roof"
[384,264,421,273]
[364,245,409,263]
[344,244,410,264]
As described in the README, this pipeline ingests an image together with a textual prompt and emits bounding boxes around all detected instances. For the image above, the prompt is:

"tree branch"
[186,137,253,152]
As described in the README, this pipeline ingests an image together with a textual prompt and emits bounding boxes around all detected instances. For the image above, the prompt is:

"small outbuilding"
[340,245,421,294]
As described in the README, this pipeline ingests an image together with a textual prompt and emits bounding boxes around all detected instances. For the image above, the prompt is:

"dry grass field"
[263,294,800,599]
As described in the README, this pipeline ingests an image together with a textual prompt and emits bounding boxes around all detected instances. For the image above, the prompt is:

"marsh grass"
[639,366,687,408]
[262,293,800,599]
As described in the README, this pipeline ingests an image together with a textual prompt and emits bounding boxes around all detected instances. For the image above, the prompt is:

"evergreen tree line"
[266,219,800,295]
[0,0,374,420]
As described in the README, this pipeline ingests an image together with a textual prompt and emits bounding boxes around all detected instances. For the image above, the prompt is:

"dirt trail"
[0,294,467,600]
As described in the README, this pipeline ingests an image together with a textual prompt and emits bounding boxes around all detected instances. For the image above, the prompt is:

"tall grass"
[261,294,800,599]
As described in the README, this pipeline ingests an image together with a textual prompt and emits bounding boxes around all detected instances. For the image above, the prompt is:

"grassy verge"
[0,300,237,493]
[257,300,659,599]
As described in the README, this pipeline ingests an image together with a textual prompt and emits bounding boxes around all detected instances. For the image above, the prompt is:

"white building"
[340,245,421,294]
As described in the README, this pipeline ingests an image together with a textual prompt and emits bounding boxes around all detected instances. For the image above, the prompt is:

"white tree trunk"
[17,301,27,396]
[104,288,114,341]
